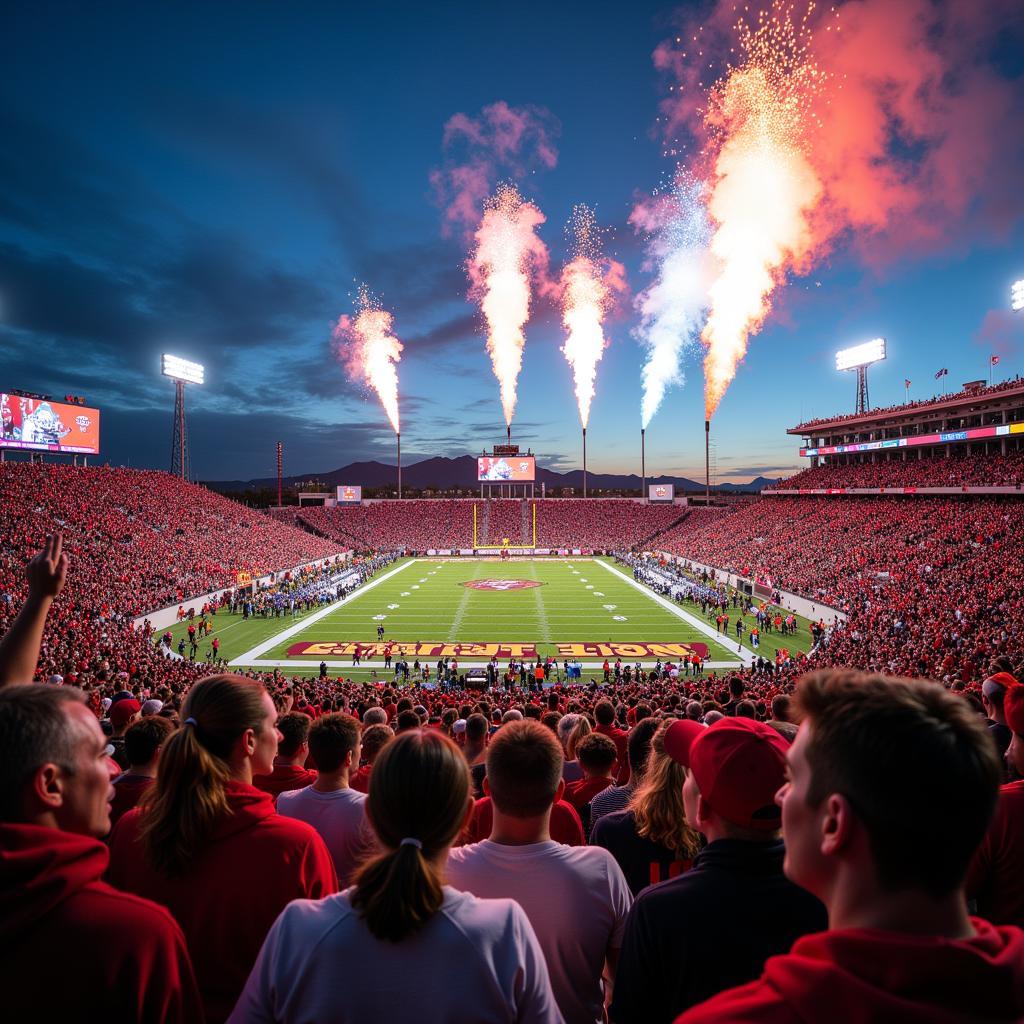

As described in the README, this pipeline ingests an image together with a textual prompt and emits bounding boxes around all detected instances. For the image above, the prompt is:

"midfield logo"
[462,579,544,591]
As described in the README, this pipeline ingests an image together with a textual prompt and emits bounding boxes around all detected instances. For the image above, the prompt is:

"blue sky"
[1,1,1022,482]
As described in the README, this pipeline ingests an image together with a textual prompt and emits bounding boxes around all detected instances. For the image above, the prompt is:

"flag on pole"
[904,378,911,388]
[991,355,1000,366]
[934,368,948,379]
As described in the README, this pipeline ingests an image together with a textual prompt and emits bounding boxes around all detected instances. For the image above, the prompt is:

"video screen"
[336,485,362,503]
[478,455,536,482]
[648,484,675,502]
[1,393,101,454]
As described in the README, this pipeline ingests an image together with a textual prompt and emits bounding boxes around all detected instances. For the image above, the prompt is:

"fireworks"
[699,2,830,419]
[468,183,549,428]
[332,285,403,434]
[559,205,625,428]
[631,174,711,429]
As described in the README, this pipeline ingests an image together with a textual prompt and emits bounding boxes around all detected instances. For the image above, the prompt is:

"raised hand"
[27,533,69,601]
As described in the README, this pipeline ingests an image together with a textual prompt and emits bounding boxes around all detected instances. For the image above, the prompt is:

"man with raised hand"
[679,670,1024,1023]
[447,719,632,1024]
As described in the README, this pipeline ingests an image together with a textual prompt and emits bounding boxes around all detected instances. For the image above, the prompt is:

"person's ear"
[696,794,713,831]
[32,762,65,810]
[482,776,491,796]
[820,793,854,857]
[239,727,257,759]
[554,777,565,804]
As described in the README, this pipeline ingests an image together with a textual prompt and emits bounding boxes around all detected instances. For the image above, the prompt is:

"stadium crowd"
[771,451,1024,489]
[1,536,1023,1023]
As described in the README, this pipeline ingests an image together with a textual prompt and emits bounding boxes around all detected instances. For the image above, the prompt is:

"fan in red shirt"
[109,716,173,831]
[968,680,1024,928]
[350,723,393,794]
[108,675,337,1023]
[594,698,630,784]
[252,711,318,797]
[563,732,617,836]
[465,792,585,846]
[679,670,1024,1023]
[0,684,202,1023]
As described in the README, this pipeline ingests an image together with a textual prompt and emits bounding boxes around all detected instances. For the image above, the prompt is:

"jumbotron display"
[1,393,101,454]
[336,485,362,503]
[477,455,536,482]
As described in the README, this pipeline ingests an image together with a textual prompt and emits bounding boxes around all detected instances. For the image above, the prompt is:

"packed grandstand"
[2,415,1024,1022]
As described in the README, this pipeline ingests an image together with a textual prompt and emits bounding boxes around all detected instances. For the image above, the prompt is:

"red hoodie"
[463,796,585,846]
[252,760,318,797]
[677,918,1024,1023]
[0,823,202,1023]
[108,781,337,1023]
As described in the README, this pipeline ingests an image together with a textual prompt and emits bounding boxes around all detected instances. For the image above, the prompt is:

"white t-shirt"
[228,886,563,1024]
[446,840,633,1024]
[276,785,373,886]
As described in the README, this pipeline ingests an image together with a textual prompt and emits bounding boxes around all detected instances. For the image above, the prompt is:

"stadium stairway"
[520,499,530,544]
[480,501,490,546]
[636,508,691,551]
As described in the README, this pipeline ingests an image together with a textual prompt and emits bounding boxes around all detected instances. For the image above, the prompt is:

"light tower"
[162,354,204,480]
[836,338,886,416]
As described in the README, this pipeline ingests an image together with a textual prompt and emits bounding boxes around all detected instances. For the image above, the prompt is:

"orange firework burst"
[468,183,549,428]
[332,285,403,433]
[559,205,625,428]
[700,1,832,419]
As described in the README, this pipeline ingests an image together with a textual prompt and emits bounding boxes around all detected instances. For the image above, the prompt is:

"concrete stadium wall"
[133,552,351,632]
[655,551,848,625]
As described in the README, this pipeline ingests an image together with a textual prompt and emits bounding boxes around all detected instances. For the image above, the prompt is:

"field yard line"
[230,559,417,666]
[595,559,754,667]
[447,562,481,641]
[530,563,551,642]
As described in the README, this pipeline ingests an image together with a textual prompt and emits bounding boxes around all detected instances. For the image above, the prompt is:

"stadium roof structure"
[790,377,1024,461]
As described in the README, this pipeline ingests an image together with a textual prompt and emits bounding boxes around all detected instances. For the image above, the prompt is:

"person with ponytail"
[107,675,337,1023]
[230,729,563,1023]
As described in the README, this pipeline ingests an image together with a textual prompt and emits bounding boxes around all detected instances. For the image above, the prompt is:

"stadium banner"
[767,485,1023,496]
[286,640,710,660]
[800,421,1024,457]
[477,455,536,481]
[1,393,100,454]
[336,485,362,503]
[648,483,675,502]
[474,547,552,556]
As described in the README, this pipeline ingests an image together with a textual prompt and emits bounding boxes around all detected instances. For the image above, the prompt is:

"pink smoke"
[430,101,559,235]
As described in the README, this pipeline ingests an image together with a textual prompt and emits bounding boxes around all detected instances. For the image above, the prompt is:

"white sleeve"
[509,903,566,1024]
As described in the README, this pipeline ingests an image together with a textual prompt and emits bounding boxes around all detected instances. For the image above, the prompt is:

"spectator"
[591,721,701,896]
[230,729,562,1023]
[464,712,490,797]
[564,732,618,832]
[968,682,1024,927]
[350,722,393,794]
[680,670,1024,1023]
[108,698,142,771]
[612,717,826,1022]
[558,713,591,783]
[278,713,374,885]
[446,719,632,1024]
[0,685,201,1022]
[252,711,317,797]
[982,673,1015,758]
[109,715,174,830]
[108,674,337,1023]
[589,719,659,831]
[593,699,629,784]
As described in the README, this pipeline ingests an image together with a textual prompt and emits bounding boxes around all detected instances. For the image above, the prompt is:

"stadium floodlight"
[836,338,886,415]
[835,338,886,372]
[161,354,205,385]
[1012,279,1024,312]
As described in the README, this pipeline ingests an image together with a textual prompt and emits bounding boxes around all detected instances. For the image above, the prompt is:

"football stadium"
[3,2,1024,1023]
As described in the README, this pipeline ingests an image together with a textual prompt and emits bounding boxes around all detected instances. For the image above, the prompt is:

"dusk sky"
[2,0,1023,483]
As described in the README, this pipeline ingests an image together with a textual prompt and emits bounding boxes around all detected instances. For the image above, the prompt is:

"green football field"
[160,557,814,680]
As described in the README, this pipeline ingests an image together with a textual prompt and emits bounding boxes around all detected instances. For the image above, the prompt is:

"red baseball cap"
[109,698,141,728]
[665,717,790,831]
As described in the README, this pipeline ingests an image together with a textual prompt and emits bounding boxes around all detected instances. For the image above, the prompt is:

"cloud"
[429,101,559,235]
[972,308,1024,359]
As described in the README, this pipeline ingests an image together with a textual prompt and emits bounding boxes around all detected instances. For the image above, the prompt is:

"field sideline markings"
[447,561,481,641]
[230,559,417,666]
[595,559,754,667]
